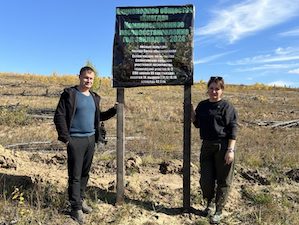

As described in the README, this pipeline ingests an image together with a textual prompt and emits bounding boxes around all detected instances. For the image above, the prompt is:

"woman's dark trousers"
[200,139,235,213]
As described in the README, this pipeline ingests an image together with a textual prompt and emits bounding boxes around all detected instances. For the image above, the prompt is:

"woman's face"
[208,82,223,102]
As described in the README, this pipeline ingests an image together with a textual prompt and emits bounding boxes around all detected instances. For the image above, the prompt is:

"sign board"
[113,5,194,87]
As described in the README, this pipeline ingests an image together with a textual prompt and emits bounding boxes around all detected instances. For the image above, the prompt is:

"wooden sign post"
[113,5,194,207]
[116,88,125,204]
[183,84,191,210]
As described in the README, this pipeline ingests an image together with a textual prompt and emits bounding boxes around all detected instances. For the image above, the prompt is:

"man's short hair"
[79,66,95,76]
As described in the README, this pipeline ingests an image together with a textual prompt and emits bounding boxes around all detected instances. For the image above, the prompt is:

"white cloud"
[235,63,299,72]
[268,80,297,87]
[194,51,236,64]
[279,27,299,37]
[229,47,299,65]
[288,68,299,74]
[275,47,299,55]
[196,0,299,43]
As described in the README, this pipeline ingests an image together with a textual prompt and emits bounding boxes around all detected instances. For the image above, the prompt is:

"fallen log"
[4,136,147,151]
[243,119,299,128]
[4,141,65,151]
[270,119,299,128]
[27,114,53,120]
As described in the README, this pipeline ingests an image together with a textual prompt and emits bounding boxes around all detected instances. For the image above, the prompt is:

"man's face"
[79,71,95,90]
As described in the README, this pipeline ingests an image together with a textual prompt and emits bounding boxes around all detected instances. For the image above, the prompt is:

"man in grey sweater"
[54,66,117,224]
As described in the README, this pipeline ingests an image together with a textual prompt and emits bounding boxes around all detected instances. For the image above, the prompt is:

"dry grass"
[0,73,299,224]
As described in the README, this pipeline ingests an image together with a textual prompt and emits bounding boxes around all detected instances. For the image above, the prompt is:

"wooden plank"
[183,84,192,210]
[116,88,125,204]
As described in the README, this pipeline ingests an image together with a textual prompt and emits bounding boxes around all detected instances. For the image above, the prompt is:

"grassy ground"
[0,73,299,224]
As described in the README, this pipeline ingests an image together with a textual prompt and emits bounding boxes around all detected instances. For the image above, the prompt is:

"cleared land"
[0,73,299,225]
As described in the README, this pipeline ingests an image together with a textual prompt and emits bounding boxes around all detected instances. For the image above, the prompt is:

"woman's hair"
[207,76,225,90]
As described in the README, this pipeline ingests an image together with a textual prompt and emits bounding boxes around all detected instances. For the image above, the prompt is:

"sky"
[1,0,299,87]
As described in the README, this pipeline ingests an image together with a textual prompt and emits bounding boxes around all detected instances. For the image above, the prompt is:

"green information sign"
[113,5,194,87]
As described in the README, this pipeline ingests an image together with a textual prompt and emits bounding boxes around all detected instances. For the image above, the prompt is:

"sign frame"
[113,5,194,88]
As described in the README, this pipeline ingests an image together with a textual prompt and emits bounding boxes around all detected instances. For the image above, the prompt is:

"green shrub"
[0,106,31,126]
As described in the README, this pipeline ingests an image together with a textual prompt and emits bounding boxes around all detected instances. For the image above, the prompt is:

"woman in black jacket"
[191,76,238,224]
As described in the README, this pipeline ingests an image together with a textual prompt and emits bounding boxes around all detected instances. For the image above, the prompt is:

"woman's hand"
[224,150,234,165]
[225,140,236,164]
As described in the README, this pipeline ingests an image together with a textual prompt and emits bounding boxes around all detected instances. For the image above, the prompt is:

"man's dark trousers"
[67,135,95,210]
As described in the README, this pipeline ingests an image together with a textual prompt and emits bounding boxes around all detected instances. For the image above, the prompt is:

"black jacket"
[54,86,116,143]
[193,99,238,140]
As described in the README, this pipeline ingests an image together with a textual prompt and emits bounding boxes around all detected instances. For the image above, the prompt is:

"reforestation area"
[0,73,299,225]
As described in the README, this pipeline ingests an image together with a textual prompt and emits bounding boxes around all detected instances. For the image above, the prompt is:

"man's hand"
[191,103,196,122]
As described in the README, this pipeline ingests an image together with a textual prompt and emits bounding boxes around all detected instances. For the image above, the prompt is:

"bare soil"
[1,74,299,224]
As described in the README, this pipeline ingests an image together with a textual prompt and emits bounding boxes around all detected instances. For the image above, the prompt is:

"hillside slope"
[0,73,299,224]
